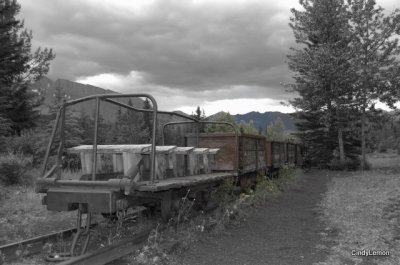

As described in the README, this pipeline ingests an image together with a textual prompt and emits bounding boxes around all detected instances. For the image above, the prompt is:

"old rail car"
[163,125,303,181]
[35,93,304,258]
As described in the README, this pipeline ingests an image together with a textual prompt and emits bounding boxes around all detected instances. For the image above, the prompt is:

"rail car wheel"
[101,212,118,222]
[161,190,173,221]
[194,190,211,211]
[239,176,251,191]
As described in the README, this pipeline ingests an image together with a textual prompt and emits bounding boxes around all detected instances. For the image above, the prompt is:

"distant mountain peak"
[234,111,296,131]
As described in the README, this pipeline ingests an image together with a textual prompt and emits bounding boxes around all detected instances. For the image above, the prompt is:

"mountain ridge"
[31,78,297,132]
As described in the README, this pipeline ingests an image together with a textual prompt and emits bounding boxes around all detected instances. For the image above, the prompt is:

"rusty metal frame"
[161,121,240,172]
[40,93,159,184]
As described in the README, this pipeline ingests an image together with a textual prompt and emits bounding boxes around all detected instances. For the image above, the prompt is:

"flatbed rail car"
[36,94,238,223]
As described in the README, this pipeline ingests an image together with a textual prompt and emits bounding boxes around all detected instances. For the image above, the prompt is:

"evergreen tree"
[265,117,286,142]
[238,120,258,135]
[287,0,360,166]
[288,0,400,168]
[115,107,148,144]
[192,106,206,133]
[41,84,83,153]
[142,98,153,140]
[206,112,237,133]
[348,0,400,169]
[0,0,55,135]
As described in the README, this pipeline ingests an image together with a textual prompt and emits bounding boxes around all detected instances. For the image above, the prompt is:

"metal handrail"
[41,93,159,184]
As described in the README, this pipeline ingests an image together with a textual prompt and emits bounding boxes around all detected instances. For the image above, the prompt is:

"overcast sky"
[19,0,399,115]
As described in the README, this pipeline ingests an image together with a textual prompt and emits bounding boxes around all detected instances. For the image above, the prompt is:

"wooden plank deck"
[135,172,235,192]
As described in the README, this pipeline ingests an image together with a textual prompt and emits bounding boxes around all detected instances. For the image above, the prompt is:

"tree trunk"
[338,128,345,163]
[361,107,366,170]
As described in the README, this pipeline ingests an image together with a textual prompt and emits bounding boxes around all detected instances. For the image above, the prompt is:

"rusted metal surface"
[287,143,296,164]
[186,133,237,171]
[162,121,239,170]
[186,133,267,174]
[265,142,272,167]
[271,141,286,168]
[239,135,266,173]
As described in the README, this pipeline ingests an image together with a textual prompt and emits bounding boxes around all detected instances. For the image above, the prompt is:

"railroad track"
[0,225,96,263]
[58,228,152,265]
[0,195,221,264]
[0,222,151,264]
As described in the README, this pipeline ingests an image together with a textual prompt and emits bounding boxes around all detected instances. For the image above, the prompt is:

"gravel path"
[177,170,334,265]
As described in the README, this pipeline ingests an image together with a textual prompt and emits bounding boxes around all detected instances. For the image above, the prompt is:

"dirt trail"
[177,170,334,265]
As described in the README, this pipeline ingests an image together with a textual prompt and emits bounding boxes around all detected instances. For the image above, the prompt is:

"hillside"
[31,77,144,121]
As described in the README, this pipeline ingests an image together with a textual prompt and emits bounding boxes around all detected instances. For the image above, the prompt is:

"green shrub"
[328,158,361,171]
[4,130,47,166]
[378,145,387,153]
[211,178,237,207]
[0,152,34,185]
[275,164,296,191]
[255,175,279,193]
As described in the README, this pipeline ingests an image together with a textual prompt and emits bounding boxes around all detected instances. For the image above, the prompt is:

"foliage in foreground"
[0,152,34,185]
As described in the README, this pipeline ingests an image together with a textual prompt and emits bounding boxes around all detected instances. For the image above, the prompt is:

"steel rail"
[0,224,97,263]
[57,198,222,265]
[58,228,152,265]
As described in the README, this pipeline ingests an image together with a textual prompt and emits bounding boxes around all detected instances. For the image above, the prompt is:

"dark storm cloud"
[19,0,296,101]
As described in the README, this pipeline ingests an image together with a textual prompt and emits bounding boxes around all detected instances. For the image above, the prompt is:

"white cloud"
[18,0,400,115]
[177,98,295,115]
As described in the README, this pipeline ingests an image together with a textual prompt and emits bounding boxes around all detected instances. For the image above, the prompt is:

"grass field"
[316,150,400,265]
[0,186,76,246]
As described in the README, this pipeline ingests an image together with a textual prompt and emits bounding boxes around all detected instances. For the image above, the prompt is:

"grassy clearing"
[0,186,77,245]
[316,150,400,265]
[0,168,83,246]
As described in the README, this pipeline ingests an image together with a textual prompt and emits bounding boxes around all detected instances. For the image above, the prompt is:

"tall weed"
[0,152,34,185]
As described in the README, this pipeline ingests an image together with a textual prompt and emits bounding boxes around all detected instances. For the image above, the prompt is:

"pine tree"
[206,112,237,133]
[142,98,153,140]
[265,117,286,141]
[348,0,400,169]
[40,84,83,156]
[287,0,355,166]
[238,120,258,135]
[115,107,148,144]
[0,0,55,135]
[192,106,206,133]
